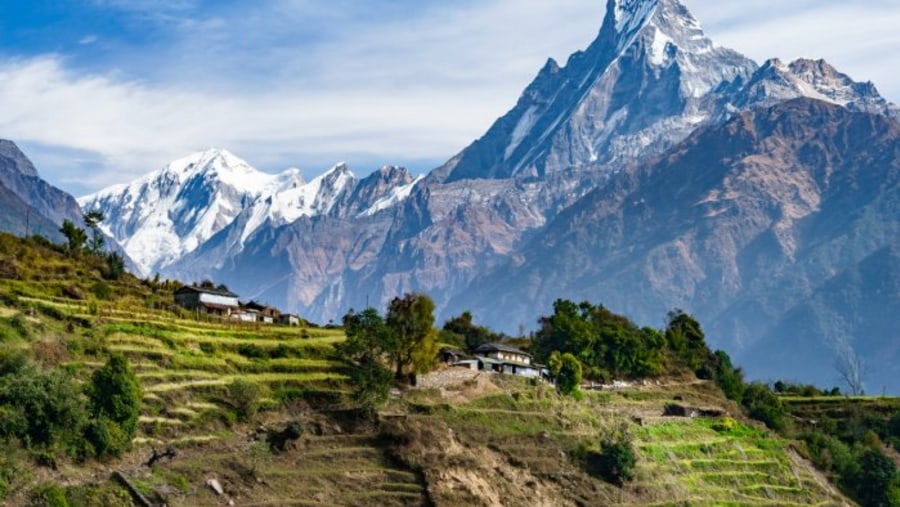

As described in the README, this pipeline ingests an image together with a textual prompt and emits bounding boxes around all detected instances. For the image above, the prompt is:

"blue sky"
[1,0,899,196]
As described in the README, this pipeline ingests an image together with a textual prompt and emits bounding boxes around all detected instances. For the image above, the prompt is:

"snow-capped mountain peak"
[79,149,305,275]
[610,0,660,49]
[717,57,897,118]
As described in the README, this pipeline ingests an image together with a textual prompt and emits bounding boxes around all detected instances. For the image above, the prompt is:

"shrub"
[28,484,69,507]
[579,438,637,485]
[228,379,262,422]
[82,418,128,460]
[85,354,141,458]
[348,359,393,416]
[90,281,112,300]
[556,353,582,396]
[712,417,737,433]
[742,383,786,431]
[0,355,86,452]
[848,448,900,507]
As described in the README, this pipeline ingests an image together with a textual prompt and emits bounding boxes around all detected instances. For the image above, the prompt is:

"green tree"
[665,309,711,373]
[710,350,745,402]
[83,210,105,254]
[339,308,392,364]
[58,220,87,255]
[535,299,667,381]
[556,353,582,396]
[339,308,395,414]
[85,354,141,457]
[442,311,499,352]
[386,293,438,381]
[741,383,785,431]
[849,448,899,507]
[103,252,125,281]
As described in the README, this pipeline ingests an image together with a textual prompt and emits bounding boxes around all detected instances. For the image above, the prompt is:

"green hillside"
[0,232,871,505]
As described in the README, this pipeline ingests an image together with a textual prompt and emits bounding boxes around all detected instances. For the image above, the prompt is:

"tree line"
[337,295,899,504]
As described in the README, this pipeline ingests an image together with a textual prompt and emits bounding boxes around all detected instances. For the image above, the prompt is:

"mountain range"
[0,140,84,241]
[2,0,895,391]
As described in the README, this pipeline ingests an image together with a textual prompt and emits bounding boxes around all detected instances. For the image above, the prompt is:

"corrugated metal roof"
[474,342,532,357]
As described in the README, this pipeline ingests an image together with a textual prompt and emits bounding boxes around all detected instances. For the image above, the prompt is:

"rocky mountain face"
[83,0,898,390]
[450,98,899,389]
[0,181,62,240]
[0,139,85,241]
[433,0,757,183]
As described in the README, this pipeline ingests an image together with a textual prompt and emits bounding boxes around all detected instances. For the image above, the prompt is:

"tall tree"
[338,308,394,414]
[665,309,711,372]
[386,293,438,380]
[835,345,868,396]
[443,311,499,352]
[83,209,105,254]
[59,219,87,254]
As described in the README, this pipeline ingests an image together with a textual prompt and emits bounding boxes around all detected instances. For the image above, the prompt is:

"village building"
[473,343,544,378]
[242,301,280,324]
[277,314,301,326]
[440,343,548,379]
[174,286,240,317]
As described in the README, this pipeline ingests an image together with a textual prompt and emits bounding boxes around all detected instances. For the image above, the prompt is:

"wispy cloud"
[1,0,899,196]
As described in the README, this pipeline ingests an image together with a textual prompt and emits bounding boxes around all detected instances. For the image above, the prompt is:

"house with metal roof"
[473,343,546,379]
[174,285,240,317]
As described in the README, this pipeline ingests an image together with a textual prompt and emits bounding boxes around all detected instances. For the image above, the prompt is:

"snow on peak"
[613,0,660,36]
[79,149,307,275]
[239,162,358,244]
[358,174,424,218]
[734,58,894,115]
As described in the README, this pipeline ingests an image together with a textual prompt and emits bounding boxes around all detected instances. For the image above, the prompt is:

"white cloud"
[2,0,899,196]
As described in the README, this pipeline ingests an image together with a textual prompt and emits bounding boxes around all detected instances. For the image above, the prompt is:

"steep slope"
[433,0,756,183]
[0,181,62,240]
[0,139,85,236]
[454,98,899,390]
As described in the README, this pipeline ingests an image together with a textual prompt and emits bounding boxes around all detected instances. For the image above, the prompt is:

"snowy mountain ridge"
[79,150,417,276]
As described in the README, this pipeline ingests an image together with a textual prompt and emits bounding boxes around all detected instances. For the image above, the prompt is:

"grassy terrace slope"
[0,234,855,505]
[383,375,849,506]
[0,234,433,506]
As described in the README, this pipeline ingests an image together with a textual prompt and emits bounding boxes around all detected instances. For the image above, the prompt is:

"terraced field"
[387,378,849,506]
[0,234,856,506]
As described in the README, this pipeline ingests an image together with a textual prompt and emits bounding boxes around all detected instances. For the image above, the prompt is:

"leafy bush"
[82,418,128,460]
[578,438,637,485]
[348,359,393,416]
[742,383,786,431]
[90,281,112,300]
[28,484,69,507]
[0,353,86,452]
[847,448,900,507]
[85,354,141,458]
[228,379,262,422]
[556,353,582,396]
